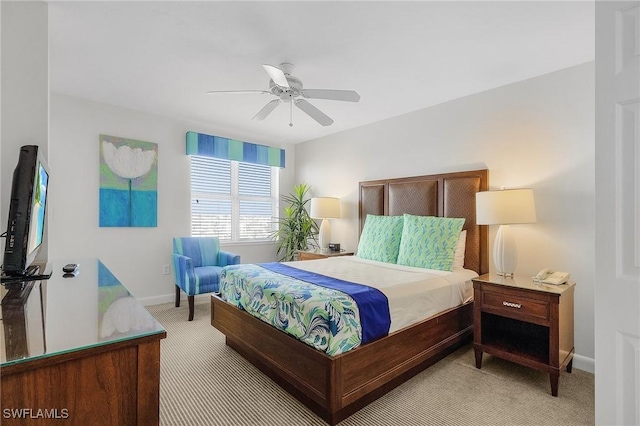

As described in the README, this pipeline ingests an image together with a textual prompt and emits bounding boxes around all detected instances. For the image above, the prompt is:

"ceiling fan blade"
[252,99,281,121]
[206,90,271,95]
[302,89,360,102]
[294,99,334,126]
[262,64,290,88]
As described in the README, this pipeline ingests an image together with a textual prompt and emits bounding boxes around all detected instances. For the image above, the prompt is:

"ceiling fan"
[206,63,360,127]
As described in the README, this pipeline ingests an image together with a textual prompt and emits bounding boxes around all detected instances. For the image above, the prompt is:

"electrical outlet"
[162,264,171,275]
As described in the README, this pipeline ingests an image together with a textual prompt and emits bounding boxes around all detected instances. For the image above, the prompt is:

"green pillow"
[396,214,465,271]
[356,215,404,263]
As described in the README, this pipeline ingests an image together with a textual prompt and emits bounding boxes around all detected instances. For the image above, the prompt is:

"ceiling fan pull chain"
[289,101,293,127]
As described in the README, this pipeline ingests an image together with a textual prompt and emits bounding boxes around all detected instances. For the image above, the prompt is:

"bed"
[211,169,488,425]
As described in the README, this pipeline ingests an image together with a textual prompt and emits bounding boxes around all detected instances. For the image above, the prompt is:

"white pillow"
[452,230,467,270]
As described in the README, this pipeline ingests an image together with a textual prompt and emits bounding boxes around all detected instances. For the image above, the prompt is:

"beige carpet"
[148,299,595,426]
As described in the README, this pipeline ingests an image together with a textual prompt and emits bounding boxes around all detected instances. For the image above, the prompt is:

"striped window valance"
[186,131,285,168]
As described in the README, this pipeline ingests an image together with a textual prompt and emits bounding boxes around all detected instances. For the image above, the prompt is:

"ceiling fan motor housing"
[270,75,303,103]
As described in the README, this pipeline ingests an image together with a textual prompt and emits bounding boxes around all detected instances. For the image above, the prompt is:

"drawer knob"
[502,301,522,309]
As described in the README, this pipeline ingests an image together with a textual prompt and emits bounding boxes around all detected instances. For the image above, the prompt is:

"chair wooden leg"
[175,285,181,307]
[188,295,195,321]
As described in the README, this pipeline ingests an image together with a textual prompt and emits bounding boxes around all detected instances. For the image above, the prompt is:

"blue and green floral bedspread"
[219,262,390,355]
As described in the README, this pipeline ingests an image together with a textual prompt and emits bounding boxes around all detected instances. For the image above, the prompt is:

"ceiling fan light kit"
[207,62,360,127]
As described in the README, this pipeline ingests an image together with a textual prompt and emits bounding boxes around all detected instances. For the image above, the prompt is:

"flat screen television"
[2,145,50,280]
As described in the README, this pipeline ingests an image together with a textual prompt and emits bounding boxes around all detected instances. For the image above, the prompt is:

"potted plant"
[272,183,319,261]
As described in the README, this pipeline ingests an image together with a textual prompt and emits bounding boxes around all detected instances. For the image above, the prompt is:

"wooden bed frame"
[211,169,488,425]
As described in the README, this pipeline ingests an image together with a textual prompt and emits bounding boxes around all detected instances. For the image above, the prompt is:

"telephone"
[533,269,570,285]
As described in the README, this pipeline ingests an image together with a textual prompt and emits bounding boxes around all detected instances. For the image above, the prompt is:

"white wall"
[49,93,295,304]
[295,62,595,369]
[1,3,2,228]
[0,2,49,259]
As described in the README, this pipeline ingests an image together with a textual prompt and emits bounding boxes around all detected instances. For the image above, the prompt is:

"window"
[191,156,279,242]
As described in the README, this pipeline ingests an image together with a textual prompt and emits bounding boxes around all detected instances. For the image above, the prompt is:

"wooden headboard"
[359,169,489,275]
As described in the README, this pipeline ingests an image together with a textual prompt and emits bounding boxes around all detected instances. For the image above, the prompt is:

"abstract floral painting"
[99,134,158,227]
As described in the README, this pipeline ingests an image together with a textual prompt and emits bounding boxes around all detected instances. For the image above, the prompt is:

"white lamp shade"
[310,197,341,219]
[476,188,536,277]
[310,197,340,250]
[475,188,536,225]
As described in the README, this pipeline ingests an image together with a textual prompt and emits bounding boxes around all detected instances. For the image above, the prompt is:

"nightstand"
[296,249,354,261]
[472,274,575,397]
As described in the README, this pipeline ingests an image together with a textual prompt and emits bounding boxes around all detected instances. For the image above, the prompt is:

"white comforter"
[284,256,477,333]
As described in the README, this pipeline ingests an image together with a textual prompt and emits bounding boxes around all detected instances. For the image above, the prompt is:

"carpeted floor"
[148,299,595,426]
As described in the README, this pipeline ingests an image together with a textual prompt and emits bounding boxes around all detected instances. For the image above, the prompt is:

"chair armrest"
[218,250,241,266]
[172,253,196,292]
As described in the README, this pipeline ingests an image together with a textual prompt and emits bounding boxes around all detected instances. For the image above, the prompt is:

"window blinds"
[190,156,278,241]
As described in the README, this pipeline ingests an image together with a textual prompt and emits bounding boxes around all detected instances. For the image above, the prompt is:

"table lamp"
[476,188,536,277]
[310,197,341,251]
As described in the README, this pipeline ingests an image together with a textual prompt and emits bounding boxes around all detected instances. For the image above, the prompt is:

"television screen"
[2,145,50,279]
[27,162,48,257]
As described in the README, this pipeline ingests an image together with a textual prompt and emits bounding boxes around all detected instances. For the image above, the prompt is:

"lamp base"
[493,224,518,277]
[318,219,331,251]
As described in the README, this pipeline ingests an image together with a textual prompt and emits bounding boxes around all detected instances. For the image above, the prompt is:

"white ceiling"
[48,1,595,146]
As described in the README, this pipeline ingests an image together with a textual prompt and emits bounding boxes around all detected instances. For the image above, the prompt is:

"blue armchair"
[172,237,241,321]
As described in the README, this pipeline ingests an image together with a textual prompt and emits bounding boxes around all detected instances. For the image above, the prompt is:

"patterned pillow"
[356,215,404,264]
[396,214,465,271]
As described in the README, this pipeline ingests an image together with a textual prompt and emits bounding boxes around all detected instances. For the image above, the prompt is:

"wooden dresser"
[0,259,166,424]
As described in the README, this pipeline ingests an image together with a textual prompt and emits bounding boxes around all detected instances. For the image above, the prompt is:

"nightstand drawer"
[297,250,354,260]
[298,251,327,260]
[482,291,550,322]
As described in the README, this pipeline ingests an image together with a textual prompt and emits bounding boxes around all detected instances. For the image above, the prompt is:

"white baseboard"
[573,354,595,374]
[138,292,211,307]
[138,294,173,306]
